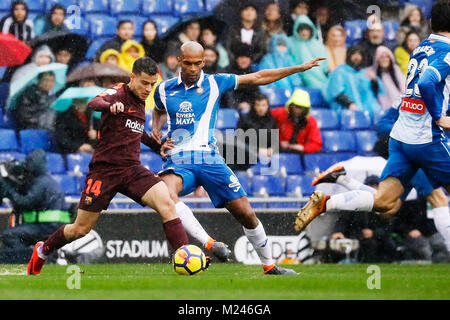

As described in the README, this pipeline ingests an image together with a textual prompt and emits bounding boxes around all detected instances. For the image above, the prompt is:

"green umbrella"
[7,62,68,109]
[50,86,106,119]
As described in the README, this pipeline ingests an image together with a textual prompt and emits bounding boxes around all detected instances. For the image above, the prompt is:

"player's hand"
[160,138,175,158]
[151,128,163,144]
[110,102,124,115]
[299,57,327,72]
[436,116,450,131]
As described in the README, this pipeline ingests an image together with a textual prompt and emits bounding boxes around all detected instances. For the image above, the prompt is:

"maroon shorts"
[78,164,162,212]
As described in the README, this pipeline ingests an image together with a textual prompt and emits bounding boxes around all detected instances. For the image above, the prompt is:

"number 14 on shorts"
[85,179,102,197]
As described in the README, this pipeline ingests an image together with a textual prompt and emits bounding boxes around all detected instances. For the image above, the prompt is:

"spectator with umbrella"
[33,4,68,37]
[65,62,130,89]
[10,44,55,84]
[0,0,34,42]
[0,32,32,68]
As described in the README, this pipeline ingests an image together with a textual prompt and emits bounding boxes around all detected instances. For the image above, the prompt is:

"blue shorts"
[381,137,450,190]
[159,151,247,208]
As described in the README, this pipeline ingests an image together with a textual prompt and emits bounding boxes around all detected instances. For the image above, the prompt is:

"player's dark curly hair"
[132,57,158,76]
[431,0,450,33]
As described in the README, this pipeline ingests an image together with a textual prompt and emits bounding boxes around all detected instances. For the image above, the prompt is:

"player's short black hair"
[132,57,158,76]
[431,0,450,33]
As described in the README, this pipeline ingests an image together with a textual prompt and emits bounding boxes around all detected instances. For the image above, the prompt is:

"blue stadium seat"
[216,109,239,130]
[52,174,78,196]
[66,153,92,174]
[25,0,44,12]
[344,20,367,46]
[251,175,285,196]
[46,152,66,174]
[309,109,339,130]
[303,153,338,173]
[272,153,303,175]
[79,0,109,13]
[301,87,328,109]
[173,0,205,16]
[141,153,164,172]
[372,109,386,127]
[45,0,78,12]
[340,110,372,130]
[234,171,250,193]
[109,0,142,15]
[0,130,18,151]
[205,0,222,12]
[65,15,89,36]
[402,0,433,18]
[0,1,11,11]
[382,20,399,42]
[85,37,109,60]
[151,15,180,37]
[142,0,173,14]
[116,15,147,37]
[355,130,378,154]
[286,174,317,197]
[259,87,291,109]
[0,152,25,161]
[86,14,117,38]
[19,129,52,154]
[322,130,356,152]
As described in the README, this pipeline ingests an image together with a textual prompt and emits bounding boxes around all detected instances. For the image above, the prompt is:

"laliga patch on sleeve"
[445,52,450,66]
[104,88,117,95]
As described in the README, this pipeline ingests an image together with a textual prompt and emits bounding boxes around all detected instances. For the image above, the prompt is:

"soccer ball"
[173,244,207,276]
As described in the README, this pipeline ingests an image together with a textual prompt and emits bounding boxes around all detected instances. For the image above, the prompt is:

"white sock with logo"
[336,175,377,194]
[432,206,450,252]
[243,219,274,266]
[325,190,374,212]
[175,201,210,247]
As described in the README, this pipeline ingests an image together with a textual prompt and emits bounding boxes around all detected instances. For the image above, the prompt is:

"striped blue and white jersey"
[390,34,450,144]
[154,71,239,155]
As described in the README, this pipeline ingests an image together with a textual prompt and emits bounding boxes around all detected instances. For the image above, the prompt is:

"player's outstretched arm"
[238,57,326,87]
[151,108,167,144]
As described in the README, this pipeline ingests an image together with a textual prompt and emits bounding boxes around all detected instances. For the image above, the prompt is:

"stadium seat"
[340,110,372,130]
[86,14,117,39]
[65,15,89,36]
[46,152,66,174]
[0,129,18,151]
[150,15,180,37]
[272,153,303,175]
[0,1,11,11]
[19,129,52,154]
[109,0,142,15]
[141,153,164,172]
[0,152,25,162]
[173,0,205,16]
[322,130,356,153]
[259,87,291,109]
[382,20,400,42]
[52,174,78,196]
[303,153,338,173]
[372,109,386,127]
[301,87,328,109]
[309,109,339,130]
[44,0,78,12]
[216,109,239,130]
[402,0,433,18]
[142,0,173,14]
[205,0,222,12]
[85,37,109,60]
[286,174,317,197]
[234,171,251,193]
[79,0,109,14]
[66,153,93,174]
[251,175,285,196]
[344,20,367,46]
[355,130,378,154]
[25,0,44,12]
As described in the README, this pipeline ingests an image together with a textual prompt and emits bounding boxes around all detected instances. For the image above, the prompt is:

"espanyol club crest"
[179,101,193,113]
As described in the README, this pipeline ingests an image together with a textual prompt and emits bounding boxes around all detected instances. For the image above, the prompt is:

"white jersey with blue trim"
[154,71,239,155]
[390,34,450,144]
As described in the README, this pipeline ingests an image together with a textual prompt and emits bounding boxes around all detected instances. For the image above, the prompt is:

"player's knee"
[156,197,177,220]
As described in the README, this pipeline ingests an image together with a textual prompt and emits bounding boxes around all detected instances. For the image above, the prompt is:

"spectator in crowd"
[287,15,329,93]
[54,47,73,70]
[0,149,71,264]
[33,4,68,36]
[271,88,322,154]
[237,93,278,159]
[284,0,310,36]
[261,2,285,50]
[118,40,145,73]
[394,31,421,75]
[203,46,222,74]
[99,48,121,67]
[0,0,34,42]
[224,3,266,63]
[167,20,201,53]
[140,20,166,64]
[14,71,57,131]
[395,4,431,46]
[222,43,258,113]
[367,46,406,111]
[358,16,390,67]
[258,34,302,92]
[55,98,99,154]
[159,46,180,80]
[325,25,347,72]
[200,27,229,69]
[330,175,399,263]
[311,3,333,43]
[94,20,134,62]
[10,45,55,84]
[326,46,383,114]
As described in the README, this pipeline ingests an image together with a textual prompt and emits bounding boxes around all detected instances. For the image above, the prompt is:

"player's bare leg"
[160,173,231,261]
[28,209,100,275]
[226,196,297,275]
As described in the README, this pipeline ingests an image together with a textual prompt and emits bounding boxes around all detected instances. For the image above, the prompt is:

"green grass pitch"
[0,263,449,300]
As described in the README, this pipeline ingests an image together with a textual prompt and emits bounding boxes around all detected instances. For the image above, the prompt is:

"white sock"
[37,244,47,260]
[326,190,374,212]
[175,201,211,247]
[336,175,377,194]
[432,206,450,252]
[243,219,274,266]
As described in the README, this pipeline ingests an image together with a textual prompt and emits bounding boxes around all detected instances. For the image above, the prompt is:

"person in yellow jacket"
[99,48,121,66]
[394,31,421,75]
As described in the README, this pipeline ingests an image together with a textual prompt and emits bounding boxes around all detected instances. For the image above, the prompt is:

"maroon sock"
[42,225,69,255]
[163,218,189,251]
